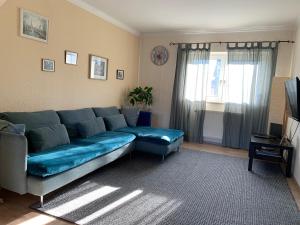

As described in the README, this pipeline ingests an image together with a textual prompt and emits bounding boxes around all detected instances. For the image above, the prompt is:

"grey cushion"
[0,119,25,135]
[93,106,120,118]
[57,108,96,139]
[27,124,70,152]
[77,117,106,138]
[121,107,140,127]
[0,110,60,131]
[104,114,127,131]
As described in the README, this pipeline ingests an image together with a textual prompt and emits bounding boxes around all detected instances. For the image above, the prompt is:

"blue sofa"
[0,107,183,206]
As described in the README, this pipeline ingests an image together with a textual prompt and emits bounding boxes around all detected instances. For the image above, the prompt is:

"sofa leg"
[161,155,165,161]
[40,196,44,208]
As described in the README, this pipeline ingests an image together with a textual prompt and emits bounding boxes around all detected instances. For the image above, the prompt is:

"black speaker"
[269,123,283,138]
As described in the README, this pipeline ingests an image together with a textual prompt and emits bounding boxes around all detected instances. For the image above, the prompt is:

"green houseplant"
[128,86,153,110]
[128,86,153,126]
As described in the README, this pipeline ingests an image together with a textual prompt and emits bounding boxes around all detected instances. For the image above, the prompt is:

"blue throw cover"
[116,126,184,145]
[27,132,135,177]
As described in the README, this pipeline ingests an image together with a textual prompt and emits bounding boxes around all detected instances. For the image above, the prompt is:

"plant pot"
[137,111,152,127]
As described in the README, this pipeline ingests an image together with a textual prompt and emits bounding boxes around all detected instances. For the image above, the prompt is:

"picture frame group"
[20,8,125,81]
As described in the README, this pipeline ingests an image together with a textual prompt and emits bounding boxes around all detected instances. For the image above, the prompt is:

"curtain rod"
[169,40,295,46]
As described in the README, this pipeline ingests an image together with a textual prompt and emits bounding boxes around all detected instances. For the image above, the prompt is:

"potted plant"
[128,86,153,126]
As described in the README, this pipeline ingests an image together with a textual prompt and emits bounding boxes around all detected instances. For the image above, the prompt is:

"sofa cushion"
[120,107,140,127]
[27,131,135,177]
[27,124,70,152]
[116,126,184,145]
[104,114,127,131]
[0,110,60,131]
[77,117,106,138]
[93,106,120,118]
[73,131,135,146]
[57,108,96,139]
[0,119,25,135]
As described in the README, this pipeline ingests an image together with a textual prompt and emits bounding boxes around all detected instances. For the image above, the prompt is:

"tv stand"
[248,135,294,177]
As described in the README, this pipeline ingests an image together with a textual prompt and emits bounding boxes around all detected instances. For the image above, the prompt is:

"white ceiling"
[72,0,300,35]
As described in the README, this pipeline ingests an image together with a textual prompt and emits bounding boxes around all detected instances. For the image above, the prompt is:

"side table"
[248,135,294,177]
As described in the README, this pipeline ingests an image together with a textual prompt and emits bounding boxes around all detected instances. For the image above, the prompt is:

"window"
[184,52,254,104]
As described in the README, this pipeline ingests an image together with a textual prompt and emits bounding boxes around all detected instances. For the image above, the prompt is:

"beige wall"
[0,0,139,112]
[140,31,295,134]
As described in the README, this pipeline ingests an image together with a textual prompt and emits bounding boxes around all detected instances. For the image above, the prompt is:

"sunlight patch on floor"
[97,192,181,225]
[16,214,55,225]
[76,189,143,224]
[46,185,119,217]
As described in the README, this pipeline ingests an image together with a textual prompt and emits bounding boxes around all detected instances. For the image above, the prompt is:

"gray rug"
[32,149,300,225]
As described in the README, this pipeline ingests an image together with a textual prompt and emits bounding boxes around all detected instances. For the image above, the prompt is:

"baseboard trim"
[203,137,222,145]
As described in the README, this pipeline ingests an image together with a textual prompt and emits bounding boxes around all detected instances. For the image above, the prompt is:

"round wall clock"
[151,45,169,66]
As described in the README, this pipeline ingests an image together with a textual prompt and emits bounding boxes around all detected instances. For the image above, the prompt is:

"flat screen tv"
[285,77,300,121]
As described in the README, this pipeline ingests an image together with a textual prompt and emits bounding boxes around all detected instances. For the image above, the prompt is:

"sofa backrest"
[57,108,96,139]
[0,110,61,131]
[93,106,120,118]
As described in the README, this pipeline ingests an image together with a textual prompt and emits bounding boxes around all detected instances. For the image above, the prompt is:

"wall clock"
[151,45,169,66]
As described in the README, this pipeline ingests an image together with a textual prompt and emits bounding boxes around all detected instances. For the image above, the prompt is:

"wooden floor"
[0,143,299,225]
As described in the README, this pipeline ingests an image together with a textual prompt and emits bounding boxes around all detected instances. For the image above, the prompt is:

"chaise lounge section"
[116,126,184,160]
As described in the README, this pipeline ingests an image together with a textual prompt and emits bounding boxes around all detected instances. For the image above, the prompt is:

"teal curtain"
[169,44,210,143]
[222,42,278,149]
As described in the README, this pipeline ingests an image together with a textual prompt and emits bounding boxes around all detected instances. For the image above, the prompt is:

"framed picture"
[89,55,108,80]
[116,70,124,80]
[20,9,49,43]
[42,59,55,72]
[65,50,78,65]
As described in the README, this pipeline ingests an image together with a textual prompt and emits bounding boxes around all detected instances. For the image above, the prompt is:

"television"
[285,77,300,121]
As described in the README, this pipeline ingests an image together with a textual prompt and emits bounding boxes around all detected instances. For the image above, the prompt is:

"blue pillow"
[121,107,140,127]
[77,118,106,138]
[104,114,127,131]
[93,107,120,118]
[27,124,70,152]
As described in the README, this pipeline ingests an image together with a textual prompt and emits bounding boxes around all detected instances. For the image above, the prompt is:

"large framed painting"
[20,9,49,43]
[89,55,108,80]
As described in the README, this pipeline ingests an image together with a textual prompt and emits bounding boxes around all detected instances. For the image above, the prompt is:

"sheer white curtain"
[222,42,278,149]
[170,44,210,143]
[184,50,209,102]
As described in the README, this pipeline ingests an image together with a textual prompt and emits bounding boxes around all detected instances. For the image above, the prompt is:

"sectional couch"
[0,107,183,206]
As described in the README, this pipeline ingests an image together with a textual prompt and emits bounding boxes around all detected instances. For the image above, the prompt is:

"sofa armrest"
[0,131,27,194]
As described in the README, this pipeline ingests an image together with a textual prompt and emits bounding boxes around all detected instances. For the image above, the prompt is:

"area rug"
[31,149,300,225]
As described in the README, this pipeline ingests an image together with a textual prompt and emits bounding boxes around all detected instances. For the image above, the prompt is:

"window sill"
[206,102,224,112]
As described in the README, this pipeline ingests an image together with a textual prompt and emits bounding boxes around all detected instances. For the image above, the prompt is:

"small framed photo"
[65,50,78,65]
[116,70,124,80]
[89,55,108,80]
[20,9,49,43]
[42,59,55,72]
